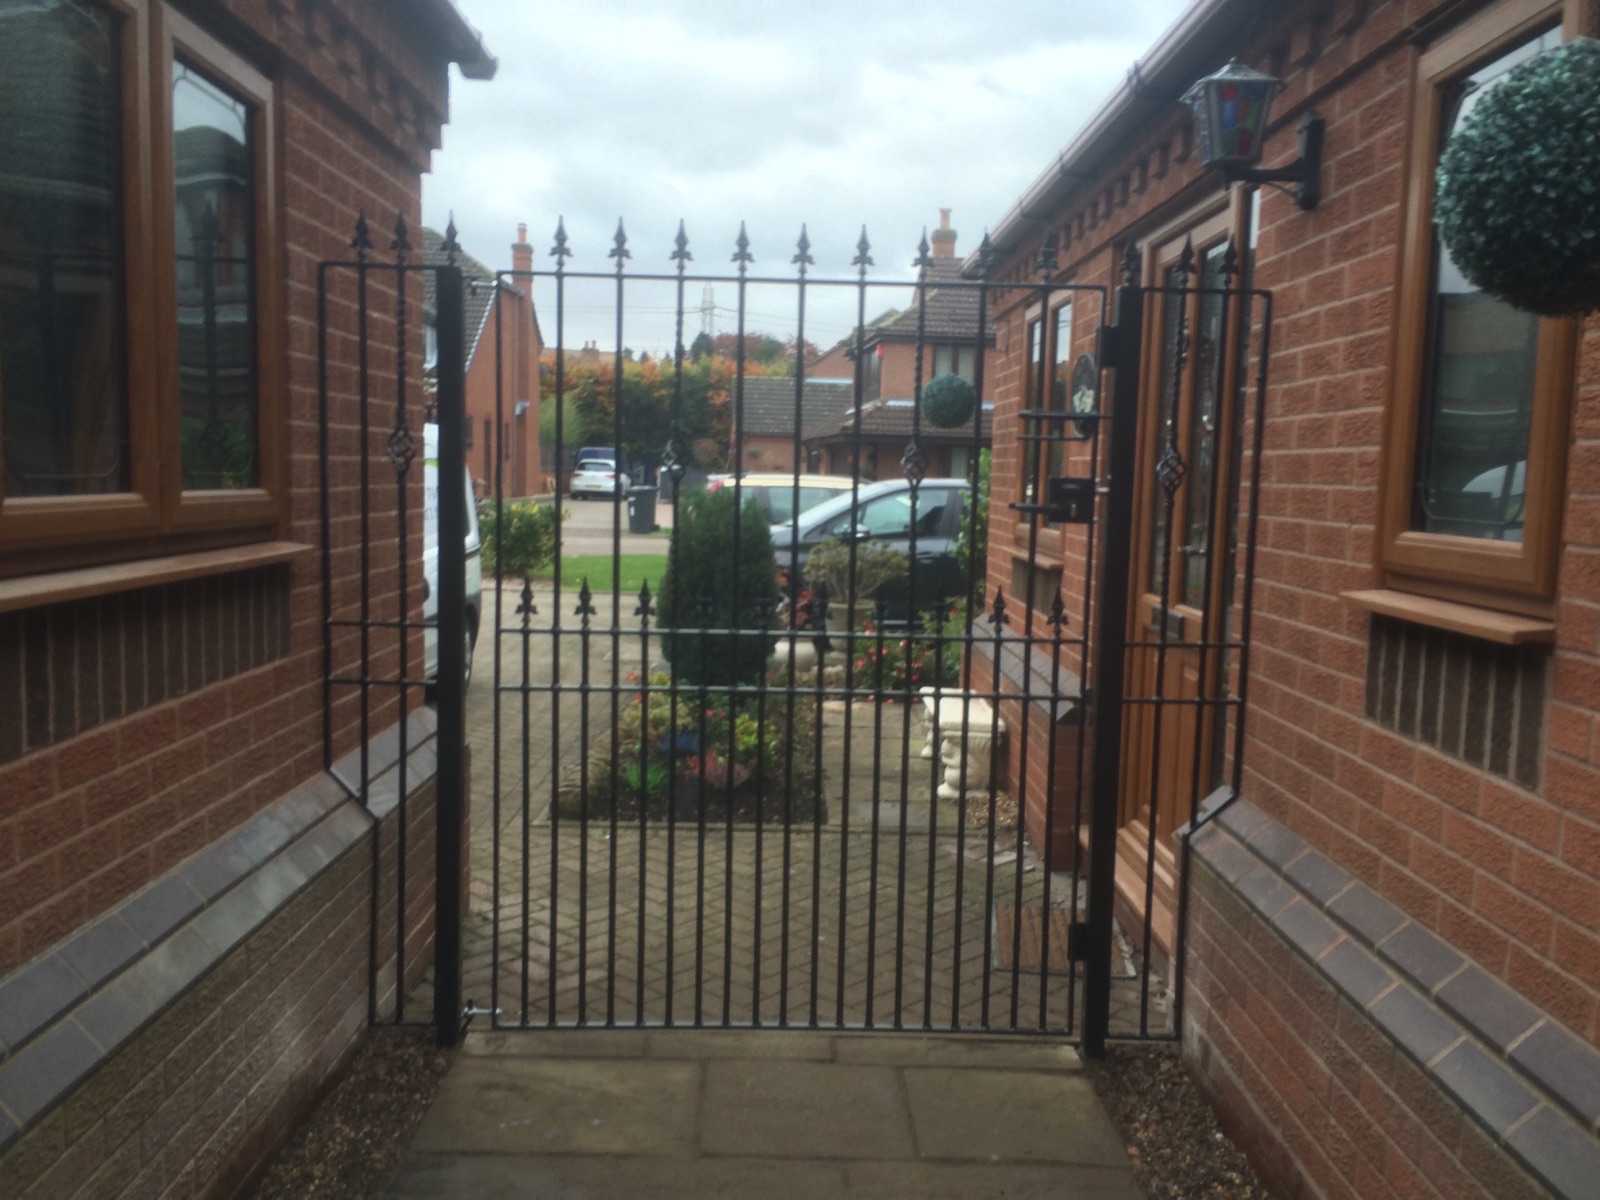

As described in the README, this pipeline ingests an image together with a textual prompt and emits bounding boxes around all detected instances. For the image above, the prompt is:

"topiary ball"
[920,373,977,429]
[1434,37,1600,317]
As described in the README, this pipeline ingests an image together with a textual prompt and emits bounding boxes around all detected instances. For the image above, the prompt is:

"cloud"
[423,0,1189,351]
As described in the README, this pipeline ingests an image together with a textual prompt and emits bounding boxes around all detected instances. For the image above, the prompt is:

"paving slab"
[832,1032,1082,1071]
[408,1056,699,1156]
[700,1058,915,1159]
[389,1154,848,1199]
[903,1066,1129,1166]
[844,1161,1146,1199]
[389,1031,1140,1199]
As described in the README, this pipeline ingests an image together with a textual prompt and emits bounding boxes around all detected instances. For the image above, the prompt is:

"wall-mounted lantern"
[1181,60,1324,211]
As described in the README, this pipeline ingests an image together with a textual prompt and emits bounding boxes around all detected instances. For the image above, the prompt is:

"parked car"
[574,445,617,468]
[769,477,972,620]
[422,424,483,687]
[706,472,855,524]
[570,458,630,499]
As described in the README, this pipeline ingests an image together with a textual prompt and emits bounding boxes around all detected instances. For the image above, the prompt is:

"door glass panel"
[0,0,129,497]
[173,61,258,490]
[1146,266,1184,599]
[1178,242,1229,609]
[1412,27,1557,542]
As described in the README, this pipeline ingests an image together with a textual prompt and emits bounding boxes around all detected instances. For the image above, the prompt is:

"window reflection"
[1413,28,1559,542]
[0,0,128,497]
[173,61,257,490]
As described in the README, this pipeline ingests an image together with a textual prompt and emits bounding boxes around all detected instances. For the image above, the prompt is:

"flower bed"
[558,673,825,825]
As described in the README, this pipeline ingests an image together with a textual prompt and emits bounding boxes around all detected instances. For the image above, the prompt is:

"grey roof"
[867,258,994,346]
[804,397,992,445]
[421,226,499,370]
[736,376,855,437]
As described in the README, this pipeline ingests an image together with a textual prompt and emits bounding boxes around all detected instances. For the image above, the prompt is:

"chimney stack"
[930,207,957,258]
[512,222,532,276]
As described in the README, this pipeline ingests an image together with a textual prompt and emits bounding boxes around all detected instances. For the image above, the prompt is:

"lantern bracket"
[1219,111,1325,211]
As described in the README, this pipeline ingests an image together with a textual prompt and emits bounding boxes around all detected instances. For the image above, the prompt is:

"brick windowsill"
[0,542,311,615]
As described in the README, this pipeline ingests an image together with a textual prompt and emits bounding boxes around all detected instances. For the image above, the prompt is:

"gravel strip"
[1086,1041,1275,1199]
[249,1028,450,1200]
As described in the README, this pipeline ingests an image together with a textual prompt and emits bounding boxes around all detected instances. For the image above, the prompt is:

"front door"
[1120,203,1250,948]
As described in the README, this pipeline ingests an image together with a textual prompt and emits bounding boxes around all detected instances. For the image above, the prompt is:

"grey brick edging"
[1189,798,1600,1200]
[0,709,438,1152]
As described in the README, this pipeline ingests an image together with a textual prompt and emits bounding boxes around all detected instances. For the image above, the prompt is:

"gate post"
[433,263,468,1048]
[1082,254,1143,1059]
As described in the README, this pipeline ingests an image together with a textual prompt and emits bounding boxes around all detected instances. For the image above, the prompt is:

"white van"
[423,423,483,685]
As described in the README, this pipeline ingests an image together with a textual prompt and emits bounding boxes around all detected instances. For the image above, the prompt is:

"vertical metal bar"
[636,583,654,1026]
[898,234,930,1031]
[548,220,572,1027]
[393,220,413,1025]
[318,265,335,777]
[829,231,873,1025]
[433,260,468,1048]
[1082,255,1144,1060]
[952,245,993,1028]
[729,225,752,1029]
[665,221,691,1027]
[607,226,629,1029]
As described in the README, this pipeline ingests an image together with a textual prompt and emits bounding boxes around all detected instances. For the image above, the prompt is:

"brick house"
[422,223,544,498]
[803,394,992,482]
[974,0,1600,1196]
[0,1,490,1195]
[731,376,852,474]
[805,208,996,481]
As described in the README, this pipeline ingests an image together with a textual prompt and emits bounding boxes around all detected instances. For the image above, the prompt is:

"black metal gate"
[318,216,1272,1055]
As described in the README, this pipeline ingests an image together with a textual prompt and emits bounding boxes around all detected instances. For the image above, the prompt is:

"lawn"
[536,554,666,595]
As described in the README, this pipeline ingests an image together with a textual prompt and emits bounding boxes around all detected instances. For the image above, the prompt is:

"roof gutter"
[969,0,1267,270]
[406,0,498,80]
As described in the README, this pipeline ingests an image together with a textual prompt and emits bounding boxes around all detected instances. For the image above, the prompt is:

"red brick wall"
[1186,854,1550,1200]
[983,0,1600,1050]
[1,779,438,1200]
[0,0,456,976]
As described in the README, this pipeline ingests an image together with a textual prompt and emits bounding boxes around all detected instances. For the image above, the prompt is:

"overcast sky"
[421,0,1191,356]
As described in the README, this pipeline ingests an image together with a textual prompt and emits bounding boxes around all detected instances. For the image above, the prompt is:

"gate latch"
[1044,476,1095,524]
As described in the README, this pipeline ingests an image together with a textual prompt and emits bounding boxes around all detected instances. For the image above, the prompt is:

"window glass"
[1412,27,1559,542]
[173,60,257,490]
[1046,303,1072,512]
[0,0,129,497]
[826,492,914,539]
[1147,264,1186,598]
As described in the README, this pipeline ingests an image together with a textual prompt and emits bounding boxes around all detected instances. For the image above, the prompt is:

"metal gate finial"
[852,226,873,272]
[550,217,572,262]
[671,219,692,265]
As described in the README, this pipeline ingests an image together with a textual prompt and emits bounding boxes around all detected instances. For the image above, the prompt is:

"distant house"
[803,209,994,480]
[732,376,853,473]
[804,396,991,481]
[423,223,543,498]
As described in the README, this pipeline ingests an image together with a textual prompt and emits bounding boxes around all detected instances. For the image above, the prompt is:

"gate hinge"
[1066,921,1091,963]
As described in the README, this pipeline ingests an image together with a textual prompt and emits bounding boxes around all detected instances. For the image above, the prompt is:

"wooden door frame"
[1115,192,1253,948]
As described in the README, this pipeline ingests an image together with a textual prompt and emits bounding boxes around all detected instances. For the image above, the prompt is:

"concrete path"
[385,1029,1143,1199]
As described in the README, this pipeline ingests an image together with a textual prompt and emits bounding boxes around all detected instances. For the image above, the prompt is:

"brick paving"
[459,585,1166,1038]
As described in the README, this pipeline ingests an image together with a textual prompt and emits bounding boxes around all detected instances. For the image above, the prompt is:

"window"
[1021,299,1073,524]
[0,1,281,578]
[932,343,975,384]
[1381,0,1579,612]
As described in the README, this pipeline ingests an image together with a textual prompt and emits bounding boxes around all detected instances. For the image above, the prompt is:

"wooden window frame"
[1378,0,1583,617]
[0,0,284,580]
